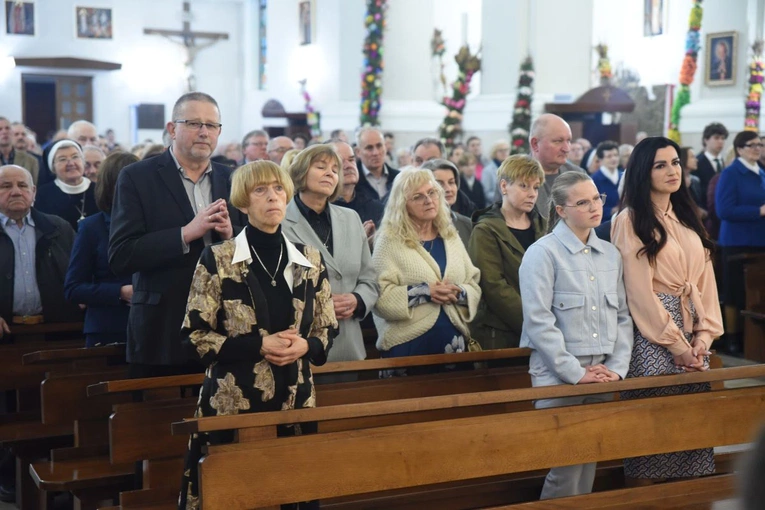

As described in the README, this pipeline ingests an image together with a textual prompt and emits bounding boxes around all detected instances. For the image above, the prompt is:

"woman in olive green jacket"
[468,155,546,349]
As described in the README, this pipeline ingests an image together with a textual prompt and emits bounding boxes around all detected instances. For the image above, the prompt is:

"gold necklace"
[249,243,283,287]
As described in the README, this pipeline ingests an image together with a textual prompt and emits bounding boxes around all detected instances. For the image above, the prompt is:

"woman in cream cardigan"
[372,167,481,372]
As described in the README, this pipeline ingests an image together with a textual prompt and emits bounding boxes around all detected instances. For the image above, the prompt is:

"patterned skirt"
[621,293,715,480]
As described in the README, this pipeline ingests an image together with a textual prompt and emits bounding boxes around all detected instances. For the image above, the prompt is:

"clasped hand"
[673,339,711,372]
[260,327,309,366]
[578,364,620,384]
[183,199,233,243]
[428,280,462,305]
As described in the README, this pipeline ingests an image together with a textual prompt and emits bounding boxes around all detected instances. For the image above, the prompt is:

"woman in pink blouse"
[612,137,723,484]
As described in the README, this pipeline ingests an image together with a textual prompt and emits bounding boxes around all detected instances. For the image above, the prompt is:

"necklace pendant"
[271,279,277,287]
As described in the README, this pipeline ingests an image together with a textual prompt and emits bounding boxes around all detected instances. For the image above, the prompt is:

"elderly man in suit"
[283,144,378,364]
[355,127,399,200]
[530,114,585,219]
[0,118,39,185]
[109,92,245,378]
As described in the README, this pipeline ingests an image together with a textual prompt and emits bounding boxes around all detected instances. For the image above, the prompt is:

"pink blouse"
[611,205,723,355]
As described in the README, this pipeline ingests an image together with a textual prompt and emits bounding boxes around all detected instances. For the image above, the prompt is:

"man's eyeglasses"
[409,189,439,204]
[563,194,606,212]
[744,142,764,148]
[174,120,222,132]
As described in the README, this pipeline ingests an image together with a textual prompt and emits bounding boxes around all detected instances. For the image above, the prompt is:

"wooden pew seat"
[29,457,133,492]
[176,365,765,510]
[498,473,735,509]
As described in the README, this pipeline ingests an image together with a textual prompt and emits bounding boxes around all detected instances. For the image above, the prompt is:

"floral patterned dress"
[178,232,337,510]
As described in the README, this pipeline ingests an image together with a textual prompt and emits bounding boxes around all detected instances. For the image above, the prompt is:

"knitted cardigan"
[372,230,481,351]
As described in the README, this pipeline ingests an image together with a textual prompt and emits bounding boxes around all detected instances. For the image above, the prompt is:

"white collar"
[231,227,313,268]
[599,166,620,185]
[738,157,761,173]
[54,177,91,194]
[704,151,722,163]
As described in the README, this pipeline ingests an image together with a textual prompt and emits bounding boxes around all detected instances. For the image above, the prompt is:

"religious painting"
[5,1,35,36]
[75,6,112,39]
[643,0,664,37]
[705,32,737,87]
[299,0,314,45]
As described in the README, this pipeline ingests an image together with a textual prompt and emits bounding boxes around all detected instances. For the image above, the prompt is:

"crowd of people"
[1,92,765,507]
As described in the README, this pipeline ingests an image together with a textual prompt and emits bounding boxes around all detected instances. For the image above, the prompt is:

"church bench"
[83,350,532,510]
[28,367,133,510]
[490,472,736,509]
[173,365,765,510]
[1,343,127,510]
[85,347,533,399]
[741,254,765,361]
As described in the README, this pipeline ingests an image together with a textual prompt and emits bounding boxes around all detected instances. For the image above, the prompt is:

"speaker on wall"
[135,104,165,130]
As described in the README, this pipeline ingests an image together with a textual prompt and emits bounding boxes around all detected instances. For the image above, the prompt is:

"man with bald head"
[0,117,39,185]
[0,165,79,339]
[355,127,399,200]
[67,120,98,147]
[266,136,295,165]
[530,114,585,219]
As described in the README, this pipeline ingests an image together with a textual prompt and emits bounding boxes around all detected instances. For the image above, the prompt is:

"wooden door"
[21,74,93,140]
[55,75,93,130]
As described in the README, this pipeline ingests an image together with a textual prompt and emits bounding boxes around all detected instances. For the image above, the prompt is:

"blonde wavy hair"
[377,166,456,249]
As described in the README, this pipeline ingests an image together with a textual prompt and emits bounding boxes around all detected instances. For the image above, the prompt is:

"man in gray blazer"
[530,114,586,219]
[283,197,379,363]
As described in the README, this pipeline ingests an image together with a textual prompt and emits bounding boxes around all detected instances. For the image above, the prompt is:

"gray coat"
[283,200,379,362]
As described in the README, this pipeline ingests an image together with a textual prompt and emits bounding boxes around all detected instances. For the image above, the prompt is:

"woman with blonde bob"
[372,167,481,372]
[179,160,336,510]
[283,144,379,364]
[468,155,547,349]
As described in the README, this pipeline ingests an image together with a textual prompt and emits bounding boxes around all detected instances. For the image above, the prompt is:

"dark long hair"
[620,137,714,264]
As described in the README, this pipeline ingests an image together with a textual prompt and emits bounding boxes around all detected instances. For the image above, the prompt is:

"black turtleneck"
[245,224,292,333]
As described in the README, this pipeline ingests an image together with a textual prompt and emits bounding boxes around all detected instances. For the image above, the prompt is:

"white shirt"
[704,151,724,172]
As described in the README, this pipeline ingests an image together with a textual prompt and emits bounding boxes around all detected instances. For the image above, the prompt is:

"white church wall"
[680,0,755,150]
[0,0,244,147]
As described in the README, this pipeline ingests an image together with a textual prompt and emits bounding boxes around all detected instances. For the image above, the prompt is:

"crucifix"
[144,1,229,92]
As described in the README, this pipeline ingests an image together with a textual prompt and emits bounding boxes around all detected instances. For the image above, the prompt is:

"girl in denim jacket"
[519,171,633,500]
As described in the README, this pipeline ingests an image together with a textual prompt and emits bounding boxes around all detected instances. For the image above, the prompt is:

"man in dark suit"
[695,122,728,209]
[109,92,245,378]
[355,127,399,200]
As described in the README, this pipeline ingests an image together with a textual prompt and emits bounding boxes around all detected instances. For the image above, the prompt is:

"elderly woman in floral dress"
[178,160,337,510]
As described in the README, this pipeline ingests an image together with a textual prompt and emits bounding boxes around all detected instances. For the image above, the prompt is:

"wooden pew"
[740,253,765,361]
[0,322,90,510]
[16,345,129,510]
[89,349,532,510]
[173,365,765,510]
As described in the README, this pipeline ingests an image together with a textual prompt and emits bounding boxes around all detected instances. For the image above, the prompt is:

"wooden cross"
[144,1,229,92]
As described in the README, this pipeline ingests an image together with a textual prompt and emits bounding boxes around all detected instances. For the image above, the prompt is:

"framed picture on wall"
[5,0,35,36]
[705,31,737,86]
[299,0,314,45]
[644,0,665,37]
[75,6,112,39]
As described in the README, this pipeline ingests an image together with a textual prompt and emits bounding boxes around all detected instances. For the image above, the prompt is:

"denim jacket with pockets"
[519,221,633,384]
